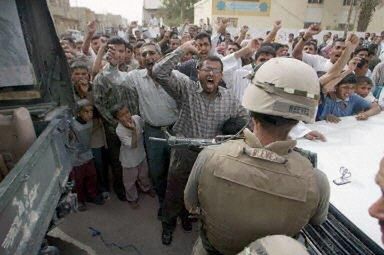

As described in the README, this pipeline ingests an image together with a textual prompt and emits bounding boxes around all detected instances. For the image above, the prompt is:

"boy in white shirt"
[112,105,154,208]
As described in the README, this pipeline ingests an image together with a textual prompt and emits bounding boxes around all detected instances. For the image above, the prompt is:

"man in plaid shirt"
[152,40,249,245]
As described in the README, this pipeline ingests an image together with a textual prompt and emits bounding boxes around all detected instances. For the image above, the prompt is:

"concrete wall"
[193,0,384,32]
[367,5,384,33]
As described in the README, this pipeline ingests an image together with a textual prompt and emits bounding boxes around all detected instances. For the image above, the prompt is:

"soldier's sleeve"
[184,149,213,213]
[310,169,330,225]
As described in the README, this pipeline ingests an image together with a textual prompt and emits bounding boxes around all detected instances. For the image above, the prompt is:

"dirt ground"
[51,193,198,255]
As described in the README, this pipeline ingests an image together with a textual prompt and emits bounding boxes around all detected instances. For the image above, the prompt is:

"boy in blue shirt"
[318,73,380,123]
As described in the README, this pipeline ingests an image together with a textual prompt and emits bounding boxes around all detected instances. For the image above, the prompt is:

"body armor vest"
[198,133,321,255]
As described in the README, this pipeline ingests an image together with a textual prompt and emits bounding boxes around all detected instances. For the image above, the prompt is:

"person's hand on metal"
[304,130,326,142]
[356,112,368,121]
[326,114,341,123]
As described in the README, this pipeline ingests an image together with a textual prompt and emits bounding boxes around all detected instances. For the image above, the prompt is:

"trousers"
[70,160,98,203]
[104,127,126,199]
[122,159,152,202]
[162,147,199,229]
[143,123,171,207]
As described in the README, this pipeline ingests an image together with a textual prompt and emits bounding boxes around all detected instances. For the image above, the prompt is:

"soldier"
[184,57,330,254]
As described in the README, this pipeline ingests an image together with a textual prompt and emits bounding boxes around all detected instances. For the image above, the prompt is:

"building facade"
[48,0,128,37]
[142,0,162,26]
[194,0,384,32]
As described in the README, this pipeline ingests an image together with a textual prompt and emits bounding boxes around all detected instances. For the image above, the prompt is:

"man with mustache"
[95,42,179,221]
[292,24,346,72]
[152,40,249,245]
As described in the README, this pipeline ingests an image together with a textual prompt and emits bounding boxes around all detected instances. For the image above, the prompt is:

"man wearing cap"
[184,57,330,255]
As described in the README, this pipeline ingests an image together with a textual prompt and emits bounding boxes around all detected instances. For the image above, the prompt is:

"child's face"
[117,107,132,128]
[78,105,93,122]
[71,67,89,83]
[355,82,372,98]
[336,83,354,100]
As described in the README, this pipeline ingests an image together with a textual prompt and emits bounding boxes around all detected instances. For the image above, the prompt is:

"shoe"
[181,216,192,232]
[117,194,127,201]
[146,189,156,198]
[102,192,110,200]
[161,229,173,245]
[90,195,105,205]
[77,202,87,212]
[128,200,139,209]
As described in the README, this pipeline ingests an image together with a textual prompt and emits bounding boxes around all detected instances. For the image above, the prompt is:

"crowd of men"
[60,17,384,254]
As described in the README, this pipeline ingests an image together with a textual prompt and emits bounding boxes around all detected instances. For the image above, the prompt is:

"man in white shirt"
[149,14,159,27]
[292,24,346,72]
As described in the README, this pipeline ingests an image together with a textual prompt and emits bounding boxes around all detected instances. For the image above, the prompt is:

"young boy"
[112,104,154,208]
[317,73,381,123]
[355,76,377,103]
[70,60,110,200]
[69,99,104,211]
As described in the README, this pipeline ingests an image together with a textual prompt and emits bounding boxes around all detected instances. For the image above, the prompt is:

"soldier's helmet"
[242,58,320,123]
[237,235,309,255]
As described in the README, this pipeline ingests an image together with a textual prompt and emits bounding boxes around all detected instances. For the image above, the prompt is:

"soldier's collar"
[243,128,297,155]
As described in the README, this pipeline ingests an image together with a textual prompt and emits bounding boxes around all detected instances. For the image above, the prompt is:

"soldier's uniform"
[184,58,330,254]
[186,129,329,254]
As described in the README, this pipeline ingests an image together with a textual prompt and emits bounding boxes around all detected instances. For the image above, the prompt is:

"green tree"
[356,0,381,31]
[161,0,198,26]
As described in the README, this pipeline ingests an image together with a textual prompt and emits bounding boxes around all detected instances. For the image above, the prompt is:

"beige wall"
[194,0,384,32]
[367,5,384,33]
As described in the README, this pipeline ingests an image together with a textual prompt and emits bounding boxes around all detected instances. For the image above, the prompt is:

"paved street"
[54,193,198,255]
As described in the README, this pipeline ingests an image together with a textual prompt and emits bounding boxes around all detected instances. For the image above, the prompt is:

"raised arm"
[292,24,321,61]
[152,41,198,100]
[82,20,97,56]
[91,40,107,79]
[264,20,282,44]
[235,25,249,45]
[320,34,360,87]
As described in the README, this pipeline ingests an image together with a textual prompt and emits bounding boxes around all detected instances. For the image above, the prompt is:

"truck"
[0,0,75,254]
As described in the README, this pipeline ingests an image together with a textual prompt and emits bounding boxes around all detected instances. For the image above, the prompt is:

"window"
[343,0,358,6]
[308,0,323,3]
